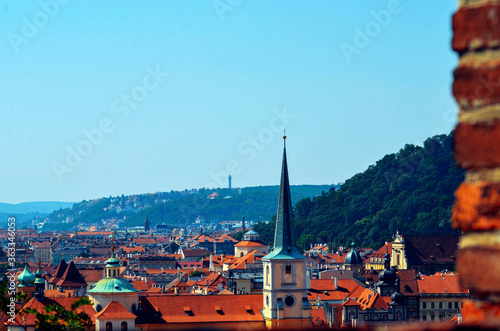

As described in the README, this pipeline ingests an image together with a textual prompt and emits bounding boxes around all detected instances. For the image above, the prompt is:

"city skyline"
[1,1,457,203]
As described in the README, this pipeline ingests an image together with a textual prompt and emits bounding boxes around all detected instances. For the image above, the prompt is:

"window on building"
[382,314,388,320]
[422,315,427,321]
[373,315,378,320]
[121,322,128,331]
[439,302,443,309]
[363,315,369,321]
[265,266,270,286]
[448,302,452,309]
[439,315,443,320]
[285,265,292,274]
[96,304,103,313]
[431,315,435,321]
[422,302,427,309]
[431,302,435,309]
[106,322,113,331]
[455,302,459,309]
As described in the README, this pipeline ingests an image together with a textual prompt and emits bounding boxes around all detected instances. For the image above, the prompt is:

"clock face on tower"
[284,295,295,308]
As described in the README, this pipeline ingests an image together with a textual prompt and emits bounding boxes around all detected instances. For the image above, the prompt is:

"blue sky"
[0,1,458,203]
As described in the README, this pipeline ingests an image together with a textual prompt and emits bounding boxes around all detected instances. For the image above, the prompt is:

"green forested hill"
[124,185,332,227]
[254,132,464,251]
[42,185,332,230]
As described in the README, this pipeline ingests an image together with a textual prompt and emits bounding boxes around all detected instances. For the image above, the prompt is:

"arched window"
[131,303,137,313]
[96,304,103,313]
[106,322,113,331]
[265,266,270,286]
[121,321,128,331]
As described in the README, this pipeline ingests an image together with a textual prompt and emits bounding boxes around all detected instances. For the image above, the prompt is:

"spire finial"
[283,129,287,147]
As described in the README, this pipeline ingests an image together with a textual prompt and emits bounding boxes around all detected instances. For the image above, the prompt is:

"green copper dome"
[105,256,120,268]
[18,266,36,287]
[88,277,140,293]
[345,243,363,265]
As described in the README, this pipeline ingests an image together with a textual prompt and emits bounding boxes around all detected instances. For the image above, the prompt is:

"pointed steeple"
[265,133,305,260]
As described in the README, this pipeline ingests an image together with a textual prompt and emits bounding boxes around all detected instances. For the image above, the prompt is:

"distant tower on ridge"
[144,214,150,233]
[242,216,246,233]
[228,175,232,189]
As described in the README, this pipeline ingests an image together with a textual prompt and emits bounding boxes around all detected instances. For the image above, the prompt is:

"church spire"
[266,134,304,259]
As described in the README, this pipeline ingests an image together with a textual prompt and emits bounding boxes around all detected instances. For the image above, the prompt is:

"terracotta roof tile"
[417,274,465,294]
[55,261,87,287]
[137,294,263,325]
[94,301,136,319]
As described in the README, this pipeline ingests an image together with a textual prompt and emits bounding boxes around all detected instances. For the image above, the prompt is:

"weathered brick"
[461,299,500,325]
[457,246,500,292]
[455,121,500,169]
[454,65,500,110]
[452,181,500,231]
[453,4,500,53]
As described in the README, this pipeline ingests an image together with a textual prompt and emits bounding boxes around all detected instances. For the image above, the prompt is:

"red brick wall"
[452,0,500,325]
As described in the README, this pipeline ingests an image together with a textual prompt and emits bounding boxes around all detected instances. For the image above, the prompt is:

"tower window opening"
[285,265,292,274]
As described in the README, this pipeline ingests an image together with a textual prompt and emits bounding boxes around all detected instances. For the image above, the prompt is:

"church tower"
[262,134,311,329]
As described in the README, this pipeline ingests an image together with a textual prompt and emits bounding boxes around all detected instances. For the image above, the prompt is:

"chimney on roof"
[334,277,338,290]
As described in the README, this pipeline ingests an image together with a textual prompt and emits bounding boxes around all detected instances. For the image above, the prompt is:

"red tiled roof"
[94,301,136,319]
[77,231,113,236]
[120,246,146,253]
[147,287,163,293]
[133,238,158,245]
[197,235,214,243]
[217,289,234,295]
[49,259,68,284]
[234,241,267,248]
[132,280,155,291]
[79,268,104,283]
[312,308,327,326]
[182,248,210,258]
[137,294,263,325]
[55,261,87,287]
[403,235,459,266]
[215,235,238,243]
[356,289,389,311]
[195,272,226,286]
[308,279,362,301]
[398,269,418,296]
[342,298,360,306]
[417,274,465,294]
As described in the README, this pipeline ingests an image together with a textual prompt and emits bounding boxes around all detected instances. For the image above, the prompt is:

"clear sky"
[1,1,458,204]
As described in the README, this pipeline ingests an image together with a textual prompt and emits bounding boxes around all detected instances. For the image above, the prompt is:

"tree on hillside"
[258,132,464,250]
